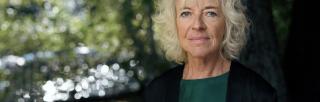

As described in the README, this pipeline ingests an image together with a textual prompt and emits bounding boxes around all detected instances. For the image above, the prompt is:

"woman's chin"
[183,45,219,59]
[188,50,213,59]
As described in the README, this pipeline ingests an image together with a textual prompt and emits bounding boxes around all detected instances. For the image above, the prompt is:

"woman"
[144,0,277,102]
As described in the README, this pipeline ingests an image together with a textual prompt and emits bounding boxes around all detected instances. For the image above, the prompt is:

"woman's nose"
[192,15,206,31]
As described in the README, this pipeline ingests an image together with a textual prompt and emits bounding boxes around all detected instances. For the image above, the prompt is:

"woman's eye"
[206,11,217,17]
[180,11,191,17]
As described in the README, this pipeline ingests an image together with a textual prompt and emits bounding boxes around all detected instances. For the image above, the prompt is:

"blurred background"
[1,0,318,102]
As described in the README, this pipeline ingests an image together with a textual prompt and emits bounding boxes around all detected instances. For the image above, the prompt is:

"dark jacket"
[144,60,277,102]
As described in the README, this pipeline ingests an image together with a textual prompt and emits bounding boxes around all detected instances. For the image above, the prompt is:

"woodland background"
[1,0,319,102]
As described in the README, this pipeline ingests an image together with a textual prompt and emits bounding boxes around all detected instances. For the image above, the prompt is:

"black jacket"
[144,60,277,102]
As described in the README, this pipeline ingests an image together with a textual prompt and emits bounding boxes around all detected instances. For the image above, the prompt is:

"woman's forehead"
[176,0,220,8]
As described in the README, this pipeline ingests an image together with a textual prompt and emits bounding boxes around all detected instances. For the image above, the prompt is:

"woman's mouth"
[188,36,210,44]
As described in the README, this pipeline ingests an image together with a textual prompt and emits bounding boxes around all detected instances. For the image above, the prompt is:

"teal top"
[179,72,229,102]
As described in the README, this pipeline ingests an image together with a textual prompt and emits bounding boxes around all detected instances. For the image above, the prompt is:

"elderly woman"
[144,0,277,102]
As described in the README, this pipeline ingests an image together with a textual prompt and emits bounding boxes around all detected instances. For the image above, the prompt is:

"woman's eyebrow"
[179,6,218,11]
[178,5,218,11]
[179,6,192,11]
[203,6,218,10]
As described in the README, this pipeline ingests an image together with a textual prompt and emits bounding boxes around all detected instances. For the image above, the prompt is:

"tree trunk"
[240,0,287,102]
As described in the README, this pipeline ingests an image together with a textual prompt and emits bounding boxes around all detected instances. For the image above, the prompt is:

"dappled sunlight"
[0,46,144,101]
[0,0,168,101]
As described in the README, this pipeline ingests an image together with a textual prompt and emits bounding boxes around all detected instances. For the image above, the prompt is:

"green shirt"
[179,72,229,102]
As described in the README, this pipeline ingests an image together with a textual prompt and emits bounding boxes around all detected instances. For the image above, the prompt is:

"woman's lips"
[188,36,210,44]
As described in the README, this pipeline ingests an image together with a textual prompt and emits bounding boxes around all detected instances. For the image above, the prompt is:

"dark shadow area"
[283,0,320,101]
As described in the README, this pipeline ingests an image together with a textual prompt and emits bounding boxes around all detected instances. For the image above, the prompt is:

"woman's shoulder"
[145,65,183,89]
[143,65,183,102]
[230,60,275,89]
[228,60,277,101]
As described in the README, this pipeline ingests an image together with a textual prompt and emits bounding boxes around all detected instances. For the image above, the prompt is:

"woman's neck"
[183,55,231,80]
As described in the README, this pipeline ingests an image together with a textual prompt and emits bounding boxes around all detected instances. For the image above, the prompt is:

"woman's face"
[176,0,226,59]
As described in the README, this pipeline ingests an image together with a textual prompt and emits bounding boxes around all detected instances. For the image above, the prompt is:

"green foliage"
[271,0,293,56]
[0,0,171,101]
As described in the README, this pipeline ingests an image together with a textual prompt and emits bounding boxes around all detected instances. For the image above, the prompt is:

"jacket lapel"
[165,65,184,102]
[226,61,241,102]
